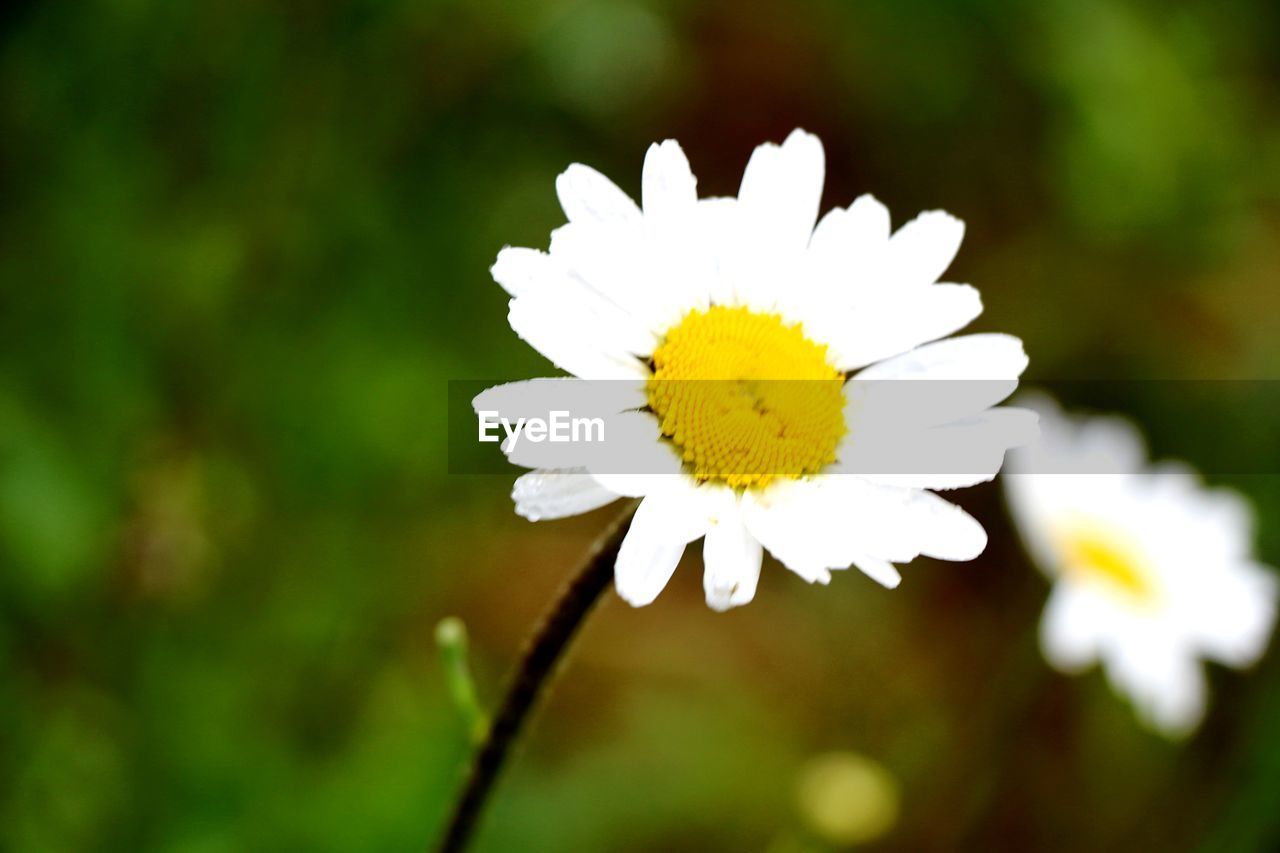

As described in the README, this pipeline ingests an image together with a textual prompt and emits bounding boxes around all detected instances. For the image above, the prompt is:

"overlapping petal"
[512,469,620,521]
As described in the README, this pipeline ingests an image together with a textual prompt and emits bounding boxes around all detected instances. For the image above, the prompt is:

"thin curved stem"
[436,501,638,853]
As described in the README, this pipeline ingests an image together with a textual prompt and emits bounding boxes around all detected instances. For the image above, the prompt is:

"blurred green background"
[3,0,1280,850]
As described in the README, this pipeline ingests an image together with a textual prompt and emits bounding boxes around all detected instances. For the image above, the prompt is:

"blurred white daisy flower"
[1005,395,1277,736]
[480,129,1034,610]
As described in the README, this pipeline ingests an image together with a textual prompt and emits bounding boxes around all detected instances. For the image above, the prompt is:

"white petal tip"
[855,559,903,589]
[615,584,657,608]
[705,588,753,612]
[785,127,818,142]
[919,209,965,228]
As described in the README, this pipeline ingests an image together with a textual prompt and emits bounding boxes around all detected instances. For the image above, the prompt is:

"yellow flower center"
[1056,524,1154,602]
[646,305,846,489]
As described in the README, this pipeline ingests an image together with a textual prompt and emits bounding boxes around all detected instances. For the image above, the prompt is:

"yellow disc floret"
[647,305,847,489]
[1057,524,1155,603]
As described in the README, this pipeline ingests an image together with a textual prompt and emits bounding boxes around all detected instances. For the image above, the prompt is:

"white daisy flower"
[1004,395,1278,736]
[479,129,1035,610]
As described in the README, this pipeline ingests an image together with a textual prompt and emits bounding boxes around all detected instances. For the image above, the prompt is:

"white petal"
[851,555,902,588]
[1147,661,1207,738]
[905,491,988,561]
[784,561,834,585]
[471,378,647,422]
[1006,394,1147,476]
[811,283,984,370]
[1039,585,1102,672]
[805,194,892,302]
[1110,640,1207,738]
[737,129,826,254]
[642,139,697,222]
[615,515,686,607]
[512,469,620,521]
[845,374,1019,438]
[494,247,659,355]
[507,297,649,379]
[546,223,674,337]
[741,477,921,581]
[586,412,686,498]
[886,210,965,287]
[1194,488,1255,561]
[739,480,835,583]
[490,246,546,298]
[845,193,892,240]
[809,193,891,267]
[837,407,1040,489]
[614,483,718,607]
[1071,413,1148,476]
[703,506,764,611]
[854,333,1029,382]
[1191,562,1277,667]
[556,163,641,227]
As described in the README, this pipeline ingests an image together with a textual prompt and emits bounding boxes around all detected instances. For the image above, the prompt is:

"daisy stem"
[436,501,638,853]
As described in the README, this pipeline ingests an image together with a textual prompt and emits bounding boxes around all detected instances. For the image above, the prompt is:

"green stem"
[436,501,638,853]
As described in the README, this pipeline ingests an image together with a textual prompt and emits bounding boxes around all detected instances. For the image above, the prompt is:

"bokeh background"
[3,0,1280,850]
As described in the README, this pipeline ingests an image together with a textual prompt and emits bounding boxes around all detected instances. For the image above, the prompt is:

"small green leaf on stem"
[435,616,489,744]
